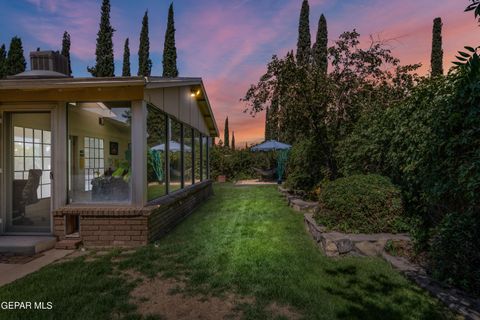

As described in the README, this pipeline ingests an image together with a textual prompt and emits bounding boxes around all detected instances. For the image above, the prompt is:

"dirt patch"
[266,302,302,320]
[131,277,254,320]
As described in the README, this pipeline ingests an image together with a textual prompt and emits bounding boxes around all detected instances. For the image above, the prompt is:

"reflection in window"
[202,136,208,181]
[84,137,105,191]
[183,126,193,186]
[194,131,201,183]
[68,102,131,203]
[13,126,51,199]
[147,106,167,201]
[169,119,182,192]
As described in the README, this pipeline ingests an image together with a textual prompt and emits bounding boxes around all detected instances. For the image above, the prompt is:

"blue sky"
[0,0,477,143]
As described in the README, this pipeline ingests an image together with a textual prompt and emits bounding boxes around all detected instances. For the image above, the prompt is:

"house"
[0,50,218,249]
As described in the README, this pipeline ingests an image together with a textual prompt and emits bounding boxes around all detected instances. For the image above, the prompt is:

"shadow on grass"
[323,264,443,320]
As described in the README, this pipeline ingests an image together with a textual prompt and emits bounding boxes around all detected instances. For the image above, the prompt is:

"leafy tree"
[313,14,328,75]
[88,0,115,77]
[264,106,271,140]
[122,38,131,77]
[0,44,7,78]
[61,31,72,75]
[163,3,178,77]
[231,131,236,150]
[224,117,229,148]
[6,36,26,76]
[430,17,443,76]
[296,0,311,66]
[138,11,152,76]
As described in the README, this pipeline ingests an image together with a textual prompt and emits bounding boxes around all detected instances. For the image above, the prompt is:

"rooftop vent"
[10,50,71,79]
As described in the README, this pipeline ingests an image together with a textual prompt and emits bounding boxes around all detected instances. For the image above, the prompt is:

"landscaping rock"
[290,198,319,214]
[354,241,385,257]
[335,239,353,254]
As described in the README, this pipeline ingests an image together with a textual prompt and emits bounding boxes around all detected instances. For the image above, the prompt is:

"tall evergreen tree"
[0,44,7,78]
[296,0,311,66]
[163,3,178,77]
[224,117,230,148]
[138,11,152,76]
[430,17,443,76]
[313,14,328,75]
[88,0,115,77]
[231,131,236,150]
[122,38,131,76]
[61,31,72,75]
[6,37,26,76]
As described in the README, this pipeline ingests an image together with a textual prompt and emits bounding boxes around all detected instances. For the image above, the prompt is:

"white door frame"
[0,103,66,235]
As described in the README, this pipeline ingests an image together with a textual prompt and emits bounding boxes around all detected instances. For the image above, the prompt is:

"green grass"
[147,184,166,201]
[0,184,449,320]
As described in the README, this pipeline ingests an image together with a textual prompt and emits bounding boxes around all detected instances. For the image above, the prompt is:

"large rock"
[354,240,387,256]
[290,198,319,214]
[335,238,354,254]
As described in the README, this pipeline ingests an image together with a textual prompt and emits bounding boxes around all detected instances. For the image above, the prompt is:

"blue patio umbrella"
[250,140,292,152]
[250,140,292,183]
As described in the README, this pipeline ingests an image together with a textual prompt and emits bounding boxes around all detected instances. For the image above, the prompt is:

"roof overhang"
[0,76,219,137]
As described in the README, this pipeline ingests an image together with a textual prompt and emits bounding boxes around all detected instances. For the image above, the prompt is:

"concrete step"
[0,236,57,255]
[55,239,82,250]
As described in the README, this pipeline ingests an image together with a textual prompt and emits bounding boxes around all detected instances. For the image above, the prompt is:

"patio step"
[55,239,82,250]
[0,236,57,256]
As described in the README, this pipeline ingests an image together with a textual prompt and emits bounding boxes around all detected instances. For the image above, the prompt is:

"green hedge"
[315,174,406,234]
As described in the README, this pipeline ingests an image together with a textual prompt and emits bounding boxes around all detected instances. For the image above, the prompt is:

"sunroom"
[0,62,218,248]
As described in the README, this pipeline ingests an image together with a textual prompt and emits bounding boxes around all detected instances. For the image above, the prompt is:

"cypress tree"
[431,17,443,76]
[0,44,7,78]
[6,37,26,76]
[163,3,178,77]
[88,0,115,77]
[61,31,72,75]
[122,38,131,76]
[224,117,230,148]
[138,11,152,76]
[231,131,236,151]
[313,14,328,75]
[296,0,311,66]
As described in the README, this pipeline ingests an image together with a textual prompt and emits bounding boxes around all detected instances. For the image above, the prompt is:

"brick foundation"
[53,180,213,247]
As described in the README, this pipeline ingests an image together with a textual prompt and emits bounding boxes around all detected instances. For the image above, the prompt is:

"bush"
[315,174,405,234]
[430,211,480,296]
[210,145,275,181]
[285,138,325,191]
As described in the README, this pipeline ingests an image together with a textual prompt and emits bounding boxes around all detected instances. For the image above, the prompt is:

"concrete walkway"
[0,249,73,287]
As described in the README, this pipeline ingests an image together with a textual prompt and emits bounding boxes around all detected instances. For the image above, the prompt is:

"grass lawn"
[0,184,450,320]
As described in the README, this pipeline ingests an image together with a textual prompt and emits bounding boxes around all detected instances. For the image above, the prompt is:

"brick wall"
[53,180,213,247]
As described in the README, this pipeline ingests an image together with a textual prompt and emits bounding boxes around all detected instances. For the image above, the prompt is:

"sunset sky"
[0,0,477,145]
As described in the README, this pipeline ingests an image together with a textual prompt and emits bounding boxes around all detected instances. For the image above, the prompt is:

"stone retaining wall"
[53,180,213,247]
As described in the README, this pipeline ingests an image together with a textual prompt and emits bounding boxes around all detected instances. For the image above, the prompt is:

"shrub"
[430,211,480,296]
[285,138,325,191]
[210,145,275,181]
[315,174,405,234]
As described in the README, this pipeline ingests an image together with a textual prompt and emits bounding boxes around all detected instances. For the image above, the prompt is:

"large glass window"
[183,126,193,186]
[194,131,201,183]
[202,136,208,181]
[67,102,131,203]
[146,106,167,201]
[169,119,182,192]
